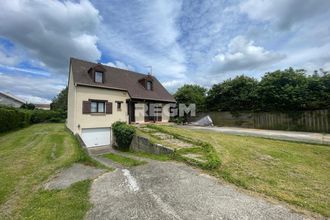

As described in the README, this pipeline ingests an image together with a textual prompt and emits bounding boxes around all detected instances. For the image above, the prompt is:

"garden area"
[0,123,100,219]
[137,125,330,217]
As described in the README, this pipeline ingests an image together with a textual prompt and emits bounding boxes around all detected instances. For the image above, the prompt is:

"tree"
[20,103,35,110]
[206,75,258,111]
[257,68,307,111]
[174,84,207,112]
[51,87,68,112]
[305,72,330,109]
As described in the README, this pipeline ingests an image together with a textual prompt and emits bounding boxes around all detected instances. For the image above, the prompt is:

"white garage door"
[81,128,111,148]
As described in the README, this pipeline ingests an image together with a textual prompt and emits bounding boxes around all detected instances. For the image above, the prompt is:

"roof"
[34,104,50,108]
[0,92,26,104]
[70,58,176,102]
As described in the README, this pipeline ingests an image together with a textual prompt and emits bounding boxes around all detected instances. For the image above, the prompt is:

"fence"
[191,109,330,133]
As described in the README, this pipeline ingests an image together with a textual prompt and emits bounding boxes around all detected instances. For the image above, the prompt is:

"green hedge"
[112,121,136,150]
[0,106,66,133]
[30,110,65,123]
[0,107,31,133]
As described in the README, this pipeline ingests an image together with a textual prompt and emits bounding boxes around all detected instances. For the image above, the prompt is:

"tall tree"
[257,68,307,111]
[51,87,68,112]
[207,75,258,111]
[174,84,207,112]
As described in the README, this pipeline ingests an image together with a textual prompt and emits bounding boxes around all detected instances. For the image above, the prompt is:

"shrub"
[112,121,136,150]
[0,107,31,133]
[30,110,64,124]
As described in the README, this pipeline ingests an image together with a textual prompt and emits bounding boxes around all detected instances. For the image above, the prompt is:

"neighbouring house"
[34,104,51,110]
[66,58,176,147]
[0,92,26,108]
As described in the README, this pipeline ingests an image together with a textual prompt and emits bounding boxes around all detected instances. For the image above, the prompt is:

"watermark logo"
[136,103,196,117]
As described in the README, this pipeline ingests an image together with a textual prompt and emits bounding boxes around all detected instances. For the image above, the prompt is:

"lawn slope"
[156,125,330,217]
[0,123,96,219]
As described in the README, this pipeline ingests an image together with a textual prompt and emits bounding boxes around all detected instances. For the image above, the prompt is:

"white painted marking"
[122,169,139,192]
[148,189,183,220]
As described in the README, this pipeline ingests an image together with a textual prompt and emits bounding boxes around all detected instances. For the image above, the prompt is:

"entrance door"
[128,101,135,123]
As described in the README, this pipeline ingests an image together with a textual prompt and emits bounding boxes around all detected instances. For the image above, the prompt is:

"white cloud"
[96,0,187,78]
[0,64,50,76]
[240,0,330,30]
[0,0,101,72]
[161,79,187,92]
[17,95,51,104]
[211,36,285,73]
[103,61,135,71]
[0,72,65,102]
[0,49,19,66]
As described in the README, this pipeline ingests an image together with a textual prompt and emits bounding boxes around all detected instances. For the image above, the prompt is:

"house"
[34,104,51,110]
[0,92,25,108]
[66,58,176,147]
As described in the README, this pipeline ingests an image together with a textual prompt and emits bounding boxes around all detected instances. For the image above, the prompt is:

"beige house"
[67,58,175,147]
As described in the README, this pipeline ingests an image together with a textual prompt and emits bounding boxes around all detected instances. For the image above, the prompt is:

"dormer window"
[95,71,103,83]
[147,81,152,90]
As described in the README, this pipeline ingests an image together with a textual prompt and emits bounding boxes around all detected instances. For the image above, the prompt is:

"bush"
[30,110,64,124]
[112,121,136,150]
[169,117,186,125]
[0,107,31,133]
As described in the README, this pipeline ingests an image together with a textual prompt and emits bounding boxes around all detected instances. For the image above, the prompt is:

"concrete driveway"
[86,159,310,220]
[182,126,330,145]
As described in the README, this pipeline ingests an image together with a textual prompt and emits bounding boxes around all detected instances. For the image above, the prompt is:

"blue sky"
[0,0,329,103]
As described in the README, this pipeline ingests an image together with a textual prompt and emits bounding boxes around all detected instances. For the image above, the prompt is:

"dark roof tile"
[70,58,175,102]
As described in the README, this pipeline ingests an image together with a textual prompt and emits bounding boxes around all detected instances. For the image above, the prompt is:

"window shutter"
[106,102,113,114]
[82,101,91,114]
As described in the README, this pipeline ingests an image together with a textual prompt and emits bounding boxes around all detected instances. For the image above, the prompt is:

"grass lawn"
[0,123,100,219]
[154,125,330,217]
[103,153,146,167]
[127,151,172,161]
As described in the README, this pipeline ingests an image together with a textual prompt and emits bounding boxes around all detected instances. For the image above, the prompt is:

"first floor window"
[91,101,105,113]
[147,81,152,90]
[95,71,103,83]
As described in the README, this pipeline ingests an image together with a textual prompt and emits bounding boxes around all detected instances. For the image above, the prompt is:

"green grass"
[152,125,330,217]
[21,180,91,220]
[0,123,100,219]
[127,151,172,161]
[137,125,221,169]
[103,153,146,167]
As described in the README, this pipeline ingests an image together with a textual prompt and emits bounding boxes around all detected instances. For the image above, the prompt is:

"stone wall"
[130,135,174,155]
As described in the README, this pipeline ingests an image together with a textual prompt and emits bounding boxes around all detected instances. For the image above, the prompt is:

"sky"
[0,0,329,104]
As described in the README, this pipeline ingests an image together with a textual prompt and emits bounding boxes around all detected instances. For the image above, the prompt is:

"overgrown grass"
[103,153,146,167]
[155,125,330,217]
[0,123,100,219]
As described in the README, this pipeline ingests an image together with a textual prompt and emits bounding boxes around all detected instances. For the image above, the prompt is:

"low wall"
[130,135,174,155]
[190,109,330,133]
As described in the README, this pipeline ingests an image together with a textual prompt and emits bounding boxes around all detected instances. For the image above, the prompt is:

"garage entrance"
[81,128,111,148]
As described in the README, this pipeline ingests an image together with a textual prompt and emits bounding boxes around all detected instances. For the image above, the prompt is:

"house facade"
[66,58,175,147]
[0,92,25,108]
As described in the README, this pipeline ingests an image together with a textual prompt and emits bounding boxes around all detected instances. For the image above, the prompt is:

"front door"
[128,101,135,123]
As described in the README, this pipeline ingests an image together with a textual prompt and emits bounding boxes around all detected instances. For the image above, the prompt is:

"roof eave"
[75,83,128,92]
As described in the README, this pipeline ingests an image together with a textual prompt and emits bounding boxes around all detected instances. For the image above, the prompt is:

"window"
[95,71,103,83]
[147,81,152,90]
[117,102,121,110]
[91,101,105,113]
